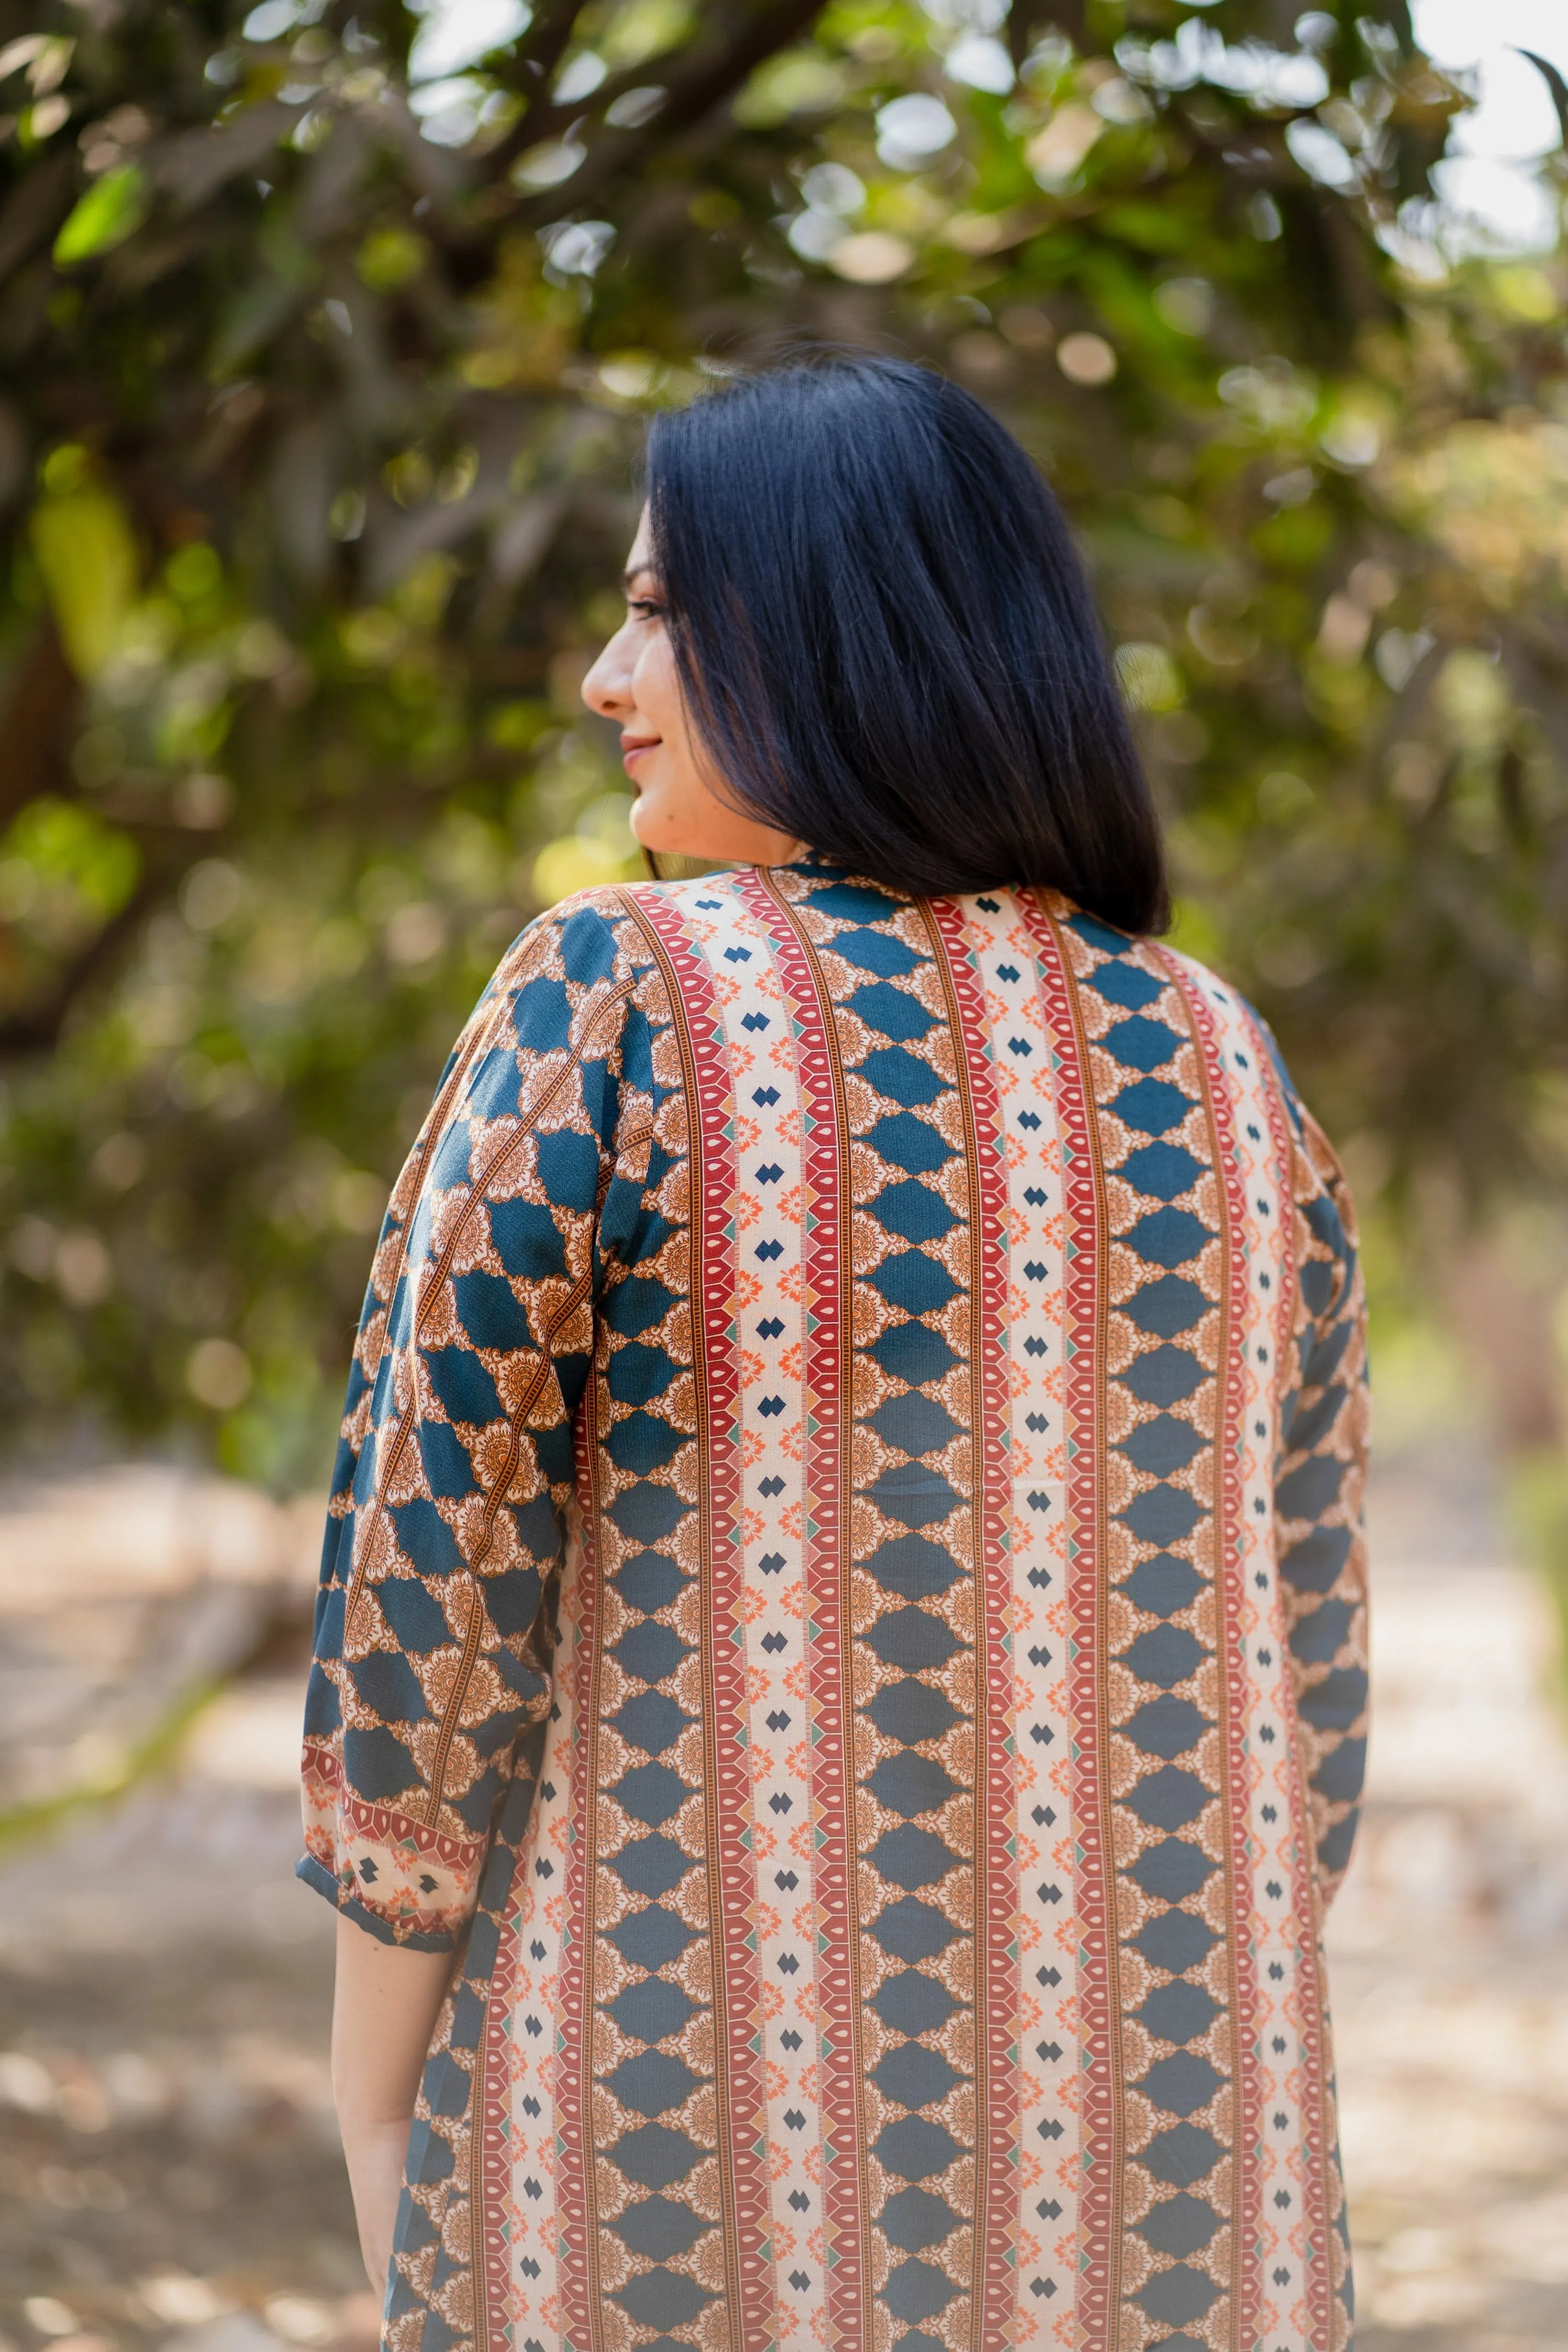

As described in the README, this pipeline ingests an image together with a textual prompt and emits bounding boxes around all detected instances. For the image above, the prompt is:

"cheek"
[635,635,687,740]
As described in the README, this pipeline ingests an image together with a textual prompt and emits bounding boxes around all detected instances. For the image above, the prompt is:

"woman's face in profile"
[581,508,804,868]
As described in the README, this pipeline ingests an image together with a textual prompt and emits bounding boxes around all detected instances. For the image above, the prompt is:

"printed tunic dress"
[299,862,1369,2352]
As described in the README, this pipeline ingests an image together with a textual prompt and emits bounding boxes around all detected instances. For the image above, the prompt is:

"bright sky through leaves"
[1413,0,1568,247]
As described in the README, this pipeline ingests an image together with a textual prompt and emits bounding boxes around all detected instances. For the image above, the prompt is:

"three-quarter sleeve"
[297,892,659,1949]
[1275,1093,1370,1908]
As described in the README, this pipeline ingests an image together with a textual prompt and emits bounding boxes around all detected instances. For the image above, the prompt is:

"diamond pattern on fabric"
[297,869,1366,2352]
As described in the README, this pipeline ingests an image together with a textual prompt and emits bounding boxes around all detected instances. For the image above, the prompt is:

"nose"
[582,623,633,721]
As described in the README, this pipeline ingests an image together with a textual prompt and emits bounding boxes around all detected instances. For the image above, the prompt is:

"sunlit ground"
[2,1415,1566,2350]
[1330,1442,1568,2348]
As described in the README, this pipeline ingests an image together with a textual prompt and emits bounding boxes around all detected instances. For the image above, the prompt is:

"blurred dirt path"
[0,1468,317,1831]
[1,1449,1566,2351]
[0,1472,363,2352]
[1329,1450,1568,2351]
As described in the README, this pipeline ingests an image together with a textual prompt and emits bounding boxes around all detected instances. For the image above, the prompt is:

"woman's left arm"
[297,897,653,1955]
[332,1916,453,2292]
[294,893,661,2270]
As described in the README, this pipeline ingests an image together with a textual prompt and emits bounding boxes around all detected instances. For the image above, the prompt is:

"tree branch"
[0,869,167,1059]
[500,0,826,216]
[503,0,587,126]
[0,627,79,833]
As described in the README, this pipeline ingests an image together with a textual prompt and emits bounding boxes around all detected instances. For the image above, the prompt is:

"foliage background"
[1,0,1565,1500]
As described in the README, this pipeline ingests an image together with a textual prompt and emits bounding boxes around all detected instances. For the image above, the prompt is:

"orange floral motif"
[298,869,1366,2352]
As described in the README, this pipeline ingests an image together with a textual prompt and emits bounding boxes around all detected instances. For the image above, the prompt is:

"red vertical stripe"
[1016,892,1120,2339]
[553,1394,604,2349]
[735,870,869,2345]
[629,886,776,2349]
[923,896,1023,2349]
[1238,1000,1339,2349]
[1241,1002,1302,1397]
[475,1913,521,2352]
[1156,951,1267,2346]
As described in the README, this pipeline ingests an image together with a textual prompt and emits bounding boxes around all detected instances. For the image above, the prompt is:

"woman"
[301,355,1367,2352]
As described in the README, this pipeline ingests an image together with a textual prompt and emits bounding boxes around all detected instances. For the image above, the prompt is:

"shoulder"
[1155,944,1357,1253]
[489,874,767,993]
[1139,936,1298,1109]
[610,870,754,926]
[581,867,775,984]
[434,887,673,1133]
[483,885,654,1004]
[1041,903,1359,1258]
[1149,940,1361,1282]
[475,884,704,1044]
[1139,935,1261,1031]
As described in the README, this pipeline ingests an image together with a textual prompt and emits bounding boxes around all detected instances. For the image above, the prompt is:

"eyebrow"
[621,566,660,590]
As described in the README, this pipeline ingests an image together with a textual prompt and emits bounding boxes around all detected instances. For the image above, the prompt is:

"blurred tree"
[0,0,1562,1484]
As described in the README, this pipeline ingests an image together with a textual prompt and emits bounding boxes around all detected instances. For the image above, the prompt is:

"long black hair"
[643,352,1168,933]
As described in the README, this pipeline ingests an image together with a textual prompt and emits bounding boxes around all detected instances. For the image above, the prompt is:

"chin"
[629,782,666,831]
[630,803,687,859]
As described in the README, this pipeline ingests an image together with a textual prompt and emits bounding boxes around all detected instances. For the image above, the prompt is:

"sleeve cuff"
[300,1741,482,1949]
[294,1852,459,1952]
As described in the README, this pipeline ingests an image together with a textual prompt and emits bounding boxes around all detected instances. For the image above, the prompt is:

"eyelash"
[627,597,663,619]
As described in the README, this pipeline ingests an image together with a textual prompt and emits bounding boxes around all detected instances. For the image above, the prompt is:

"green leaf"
[28,487,140,677]
[53,166,147,267]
